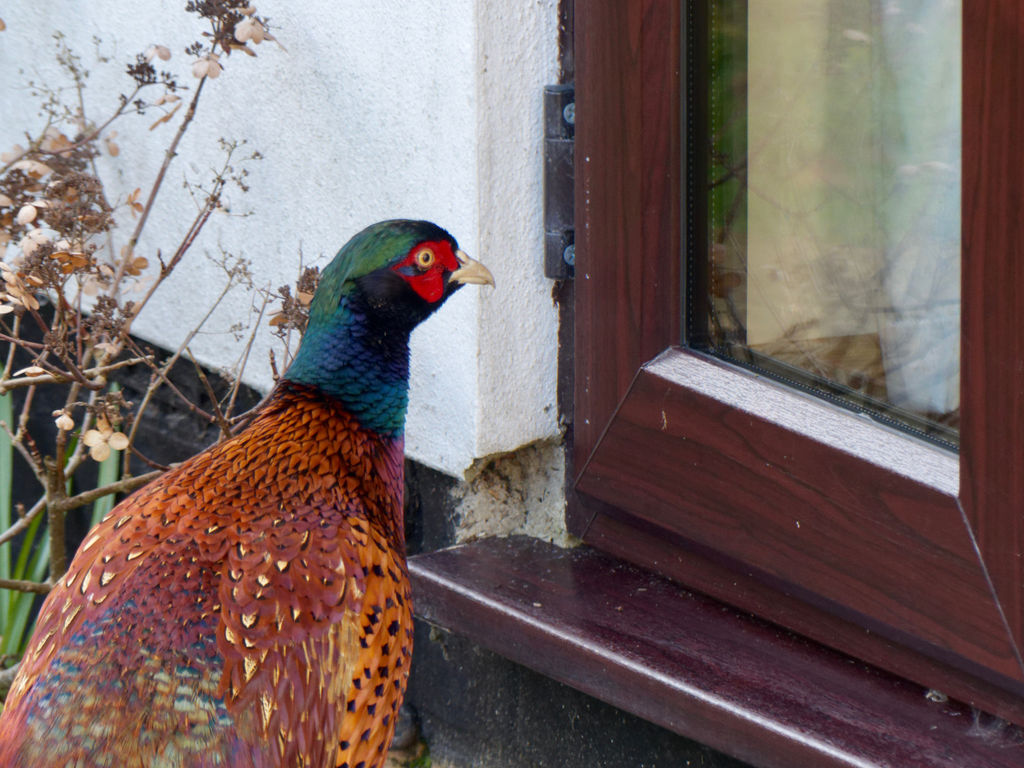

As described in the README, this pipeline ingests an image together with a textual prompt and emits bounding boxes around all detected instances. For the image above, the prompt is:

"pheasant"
[0,219,493,767]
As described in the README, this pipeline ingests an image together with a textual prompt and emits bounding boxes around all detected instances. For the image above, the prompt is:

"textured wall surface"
[404,621,755,768]
[0,0,560,475]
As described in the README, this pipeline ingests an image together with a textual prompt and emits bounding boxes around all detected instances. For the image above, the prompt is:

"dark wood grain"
[573,0,681,474]
[961,0,1024,669]
[572,0,1024,728]
[578,351,1020,684]
[410,538,1024,768]
[583,502,1024,727]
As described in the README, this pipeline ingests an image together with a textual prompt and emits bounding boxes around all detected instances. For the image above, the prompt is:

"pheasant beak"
[449,249,495,287]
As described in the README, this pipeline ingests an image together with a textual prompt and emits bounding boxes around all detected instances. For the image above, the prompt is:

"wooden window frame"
[571,0,1024,723]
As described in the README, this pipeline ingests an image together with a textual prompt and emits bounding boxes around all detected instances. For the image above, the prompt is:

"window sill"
[409,536,1024,768]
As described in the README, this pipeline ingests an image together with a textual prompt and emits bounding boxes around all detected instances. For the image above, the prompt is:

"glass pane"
[705,1,961,446]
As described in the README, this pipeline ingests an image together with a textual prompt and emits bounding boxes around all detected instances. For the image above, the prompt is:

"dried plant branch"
[53,389,75,494]
[2,315,22,379]
[47,475,68,579]
[0,416,46,489]
[118,75,209,287]
[136,359,217,425]
[187,349,233,439]
[0,578,52,595]
[123,266,239,456]
[228,389,273,432]
[0,85,146,181]
[115,160,223,345]
[0,334,45,352]
[56,469,163,513]
[15,381,36,443]
[0,4,296,633]
[127,444,171,473]
[0,499,45,548]
[42,85,146,160]
[60,387,105,482]
[226,287,270,420]
[0,356,151,394]
[0,663,20,698]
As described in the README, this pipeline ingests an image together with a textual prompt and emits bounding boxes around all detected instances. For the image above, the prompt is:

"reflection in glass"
[705,1,961,445]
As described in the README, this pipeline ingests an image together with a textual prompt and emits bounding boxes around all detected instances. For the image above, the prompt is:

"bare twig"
[187,349,232,439]
[56,469,163,513]
[24,306,97,390]
[0,578,52,595]
[59,387,105,484]
[55,87,145,159]
[15,380,36,443]
[47,488,67,580]
[53,390,75,496]
[0,417,46,489]
[113,178,221,357]
[0,85,146,178]
[0,499,45,548]
[124,269,239,454]
[126,444,171,472]
[2,315,22,379]
[129,343,217,426]
[0,333,46,351]
[228,391,273,433]
[268,348,280,382]
[226,288,270,419]
[0,356,152,394]
[117,76,209,290]
[0,663,20,698]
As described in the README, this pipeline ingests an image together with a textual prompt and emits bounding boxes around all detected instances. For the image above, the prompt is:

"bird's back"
[0,382,413,768]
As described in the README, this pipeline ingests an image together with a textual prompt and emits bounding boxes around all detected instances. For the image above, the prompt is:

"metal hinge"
[543,83,574,280]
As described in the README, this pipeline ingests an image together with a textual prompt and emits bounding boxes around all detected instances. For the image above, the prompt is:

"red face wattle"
[389,239,461,303]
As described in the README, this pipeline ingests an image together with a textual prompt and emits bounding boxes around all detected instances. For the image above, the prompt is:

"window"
[703,2,961,447]
[571,0,1024,722]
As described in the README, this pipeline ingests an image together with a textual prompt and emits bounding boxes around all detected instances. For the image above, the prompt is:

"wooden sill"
[409,536,1024,768]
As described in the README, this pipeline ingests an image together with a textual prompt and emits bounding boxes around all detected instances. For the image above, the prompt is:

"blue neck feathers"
[284,293,410,436]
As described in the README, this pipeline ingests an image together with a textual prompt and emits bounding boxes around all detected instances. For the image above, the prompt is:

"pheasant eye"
[414,248,436,269]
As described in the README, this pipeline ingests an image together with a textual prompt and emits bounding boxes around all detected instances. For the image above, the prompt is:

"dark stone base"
[405,619,752,768]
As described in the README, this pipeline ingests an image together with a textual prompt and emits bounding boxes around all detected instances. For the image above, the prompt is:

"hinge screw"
[562,244,575,267]
[563,102,576,126]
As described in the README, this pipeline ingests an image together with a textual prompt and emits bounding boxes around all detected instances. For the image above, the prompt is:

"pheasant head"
[284,219,493,435]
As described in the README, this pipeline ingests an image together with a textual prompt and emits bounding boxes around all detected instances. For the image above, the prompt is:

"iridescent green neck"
[284,294,410,436]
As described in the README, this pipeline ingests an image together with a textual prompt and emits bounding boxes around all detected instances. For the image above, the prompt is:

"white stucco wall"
[0,0,560,476]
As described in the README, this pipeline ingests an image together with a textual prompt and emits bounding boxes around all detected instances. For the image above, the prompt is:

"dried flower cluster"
[0,137,117,311]
[0,1,304,623]
[269,266,319,335]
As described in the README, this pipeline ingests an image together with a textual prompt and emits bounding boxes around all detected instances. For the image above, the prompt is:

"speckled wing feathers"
[0,383,412,768]
[335,528,414,768]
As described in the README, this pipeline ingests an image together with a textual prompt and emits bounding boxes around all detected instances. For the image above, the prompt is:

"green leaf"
[0,392,50,659]
[0,394,12,628]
